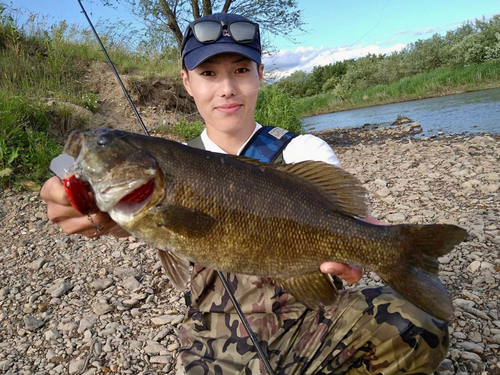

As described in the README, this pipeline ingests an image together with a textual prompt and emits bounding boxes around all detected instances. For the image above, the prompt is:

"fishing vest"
[187,126,299,165]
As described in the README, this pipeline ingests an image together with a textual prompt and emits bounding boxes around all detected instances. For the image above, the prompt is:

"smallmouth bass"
[62,129,468,320]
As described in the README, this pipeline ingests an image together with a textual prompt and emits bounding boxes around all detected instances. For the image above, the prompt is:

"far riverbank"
[296,62,500,118]
[303,88,500,138]
[311,118,500,148]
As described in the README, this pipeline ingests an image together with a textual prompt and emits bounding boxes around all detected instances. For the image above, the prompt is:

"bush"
[0,94,61,189]
[255,84,303,134]
[173,119,205,141]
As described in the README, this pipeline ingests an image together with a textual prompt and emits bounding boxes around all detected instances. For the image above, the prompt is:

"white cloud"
[263,43,407,79]
[411,27,443,37]
[394,26,441,37]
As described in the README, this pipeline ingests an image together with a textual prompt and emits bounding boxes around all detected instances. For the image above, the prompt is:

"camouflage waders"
[177,266,449,374]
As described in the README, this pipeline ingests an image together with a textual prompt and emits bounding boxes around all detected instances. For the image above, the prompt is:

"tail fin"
[377,224,468,321]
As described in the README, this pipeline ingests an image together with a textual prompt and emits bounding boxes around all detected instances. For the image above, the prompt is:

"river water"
[302,88,500,137]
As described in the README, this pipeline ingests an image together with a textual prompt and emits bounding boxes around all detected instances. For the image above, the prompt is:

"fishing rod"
[77,0,149,137]
[76,2,275,374]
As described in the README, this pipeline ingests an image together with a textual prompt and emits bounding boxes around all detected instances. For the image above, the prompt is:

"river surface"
[302,88,500,137]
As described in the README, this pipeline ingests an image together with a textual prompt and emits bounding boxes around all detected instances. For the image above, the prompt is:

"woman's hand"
[319,215,385,284]
[40,176,129,238]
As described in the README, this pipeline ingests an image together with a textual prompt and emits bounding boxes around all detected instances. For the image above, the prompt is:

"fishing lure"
[63,175,94,215]
[50,153,102,232]
[50,154,93,215]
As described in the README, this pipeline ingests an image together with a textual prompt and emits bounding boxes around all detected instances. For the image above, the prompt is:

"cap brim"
[184,42,261,71]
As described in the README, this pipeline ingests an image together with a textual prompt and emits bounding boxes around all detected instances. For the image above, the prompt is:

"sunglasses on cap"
[181,19,260,52]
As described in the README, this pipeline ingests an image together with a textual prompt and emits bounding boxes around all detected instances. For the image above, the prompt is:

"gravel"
[1,127,499,374]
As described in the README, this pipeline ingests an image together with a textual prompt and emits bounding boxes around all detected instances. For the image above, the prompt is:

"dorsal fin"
[228,156,370,218]
[276,161,370,218]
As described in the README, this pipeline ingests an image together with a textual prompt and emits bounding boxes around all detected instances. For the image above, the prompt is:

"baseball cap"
[181,13,262,71]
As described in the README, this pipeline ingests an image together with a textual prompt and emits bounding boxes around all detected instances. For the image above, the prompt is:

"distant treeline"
[274,15,500,100]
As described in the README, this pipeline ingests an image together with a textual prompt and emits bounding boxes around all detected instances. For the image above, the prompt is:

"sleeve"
[282,134,340,166]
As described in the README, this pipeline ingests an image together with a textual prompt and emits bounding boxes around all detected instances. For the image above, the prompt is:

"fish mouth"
[95,176,157,212]
[62,130,161,213]
[62,170,155,213]
[117,178,155,204]
[108,178,157,217]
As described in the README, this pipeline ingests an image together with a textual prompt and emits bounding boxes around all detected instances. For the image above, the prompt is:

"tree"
[116,0,303,50]
[274,70,309,97]
[485,32,500,61]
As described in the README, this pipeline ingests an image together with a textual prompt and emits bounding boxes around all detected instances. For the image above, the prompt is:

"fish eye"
[96,133,112,147]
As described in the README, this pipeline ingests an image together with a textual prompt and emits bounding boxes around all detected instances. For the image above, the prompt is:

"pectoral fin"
[152,205,217,238]
[157,250,191,290]
[274,272,340,309]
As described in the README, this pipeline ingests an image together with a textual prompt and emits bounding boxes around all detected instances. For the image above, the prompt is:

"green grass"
[155,118,206,141]
[297,61,500,117]
[0,16,92,189]
[295,93,336,119]
[0,93,62,188]
[0,7,181,189]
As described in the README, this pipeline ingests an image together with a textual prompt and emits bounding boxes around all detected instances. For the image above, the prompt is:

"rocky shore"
[1,127,499,374]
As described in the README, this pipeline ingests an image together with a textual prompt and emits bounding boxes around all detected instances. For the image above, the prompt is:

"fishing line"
[348,0,390,48]
[77,0,149,136]
[76,1,275,373]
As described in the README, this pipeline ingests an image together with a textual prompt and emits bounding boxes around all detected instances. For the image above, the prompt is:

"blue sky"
[12,0,500,77]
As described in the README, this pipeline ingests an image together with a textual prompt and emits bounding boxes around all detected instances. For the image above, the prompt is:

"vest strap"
[188,126,299,165]
[240,126,298,164]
